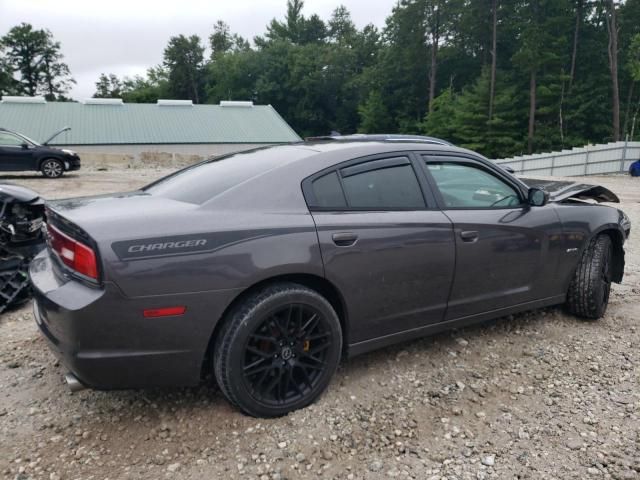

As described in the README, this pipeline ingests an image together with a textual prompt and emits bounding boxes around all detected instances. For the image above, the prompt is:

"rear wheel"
[566,234,613,319]
[214,283,342,417]
[40,159,64,178]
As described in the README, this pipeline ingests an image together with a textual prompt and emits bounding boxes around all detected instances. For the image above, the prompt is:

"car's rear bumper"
[29,249,241,389]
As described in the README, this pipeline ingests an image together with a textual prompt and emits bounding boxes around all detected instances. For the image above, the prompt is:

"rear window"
[311,171,347,208]
[144,147,309,204]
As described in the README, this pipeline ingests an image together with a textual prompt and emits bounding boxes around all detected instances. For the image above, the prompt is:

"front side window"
[340,161,425,209]
[425,160,521,208]
[0,132,24,147]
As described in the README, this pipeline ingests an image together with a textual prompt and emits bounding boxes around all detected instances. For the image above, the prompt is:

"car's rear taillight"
[47,224,98,280]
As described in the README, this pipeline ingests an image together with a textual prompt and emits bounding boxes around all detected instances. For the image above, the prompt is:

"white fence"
[494,141,640,177]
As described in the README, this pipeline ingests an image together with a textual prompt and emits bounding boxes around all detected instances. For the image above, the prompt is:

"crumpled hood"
[521,178,620,203]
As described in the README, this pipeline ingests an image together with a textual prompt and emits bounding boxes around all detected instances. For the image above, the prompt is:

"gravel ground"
[0,168,638,480]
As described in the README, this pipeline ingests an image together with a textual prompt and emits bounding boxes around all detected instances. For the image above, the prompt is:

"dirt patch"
[0,170,638,480]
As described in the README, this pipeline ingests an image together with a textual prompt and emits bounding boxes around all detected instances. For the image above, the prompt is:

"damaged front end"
[0,184,46,313]
[521,178,620,203]
[523,177,631,241]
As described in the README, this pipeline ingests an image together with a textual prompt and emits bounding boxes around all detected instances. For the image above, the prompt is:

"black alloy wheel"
[243,303,331,405]
[214,283,342,417]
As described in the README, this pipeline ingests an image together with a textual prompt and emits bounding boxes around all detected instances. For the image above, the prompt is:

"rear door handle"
[332,232,358,247]
[460,230,479,242]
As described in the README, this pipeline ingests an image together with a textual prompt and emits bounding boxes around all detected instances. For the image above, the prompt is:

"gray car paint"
[29,141,629,389]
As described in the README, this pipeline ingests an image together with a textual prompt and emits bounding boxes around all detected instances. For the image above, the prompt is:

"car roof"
[290,140,475,160]
[304,134,452,145]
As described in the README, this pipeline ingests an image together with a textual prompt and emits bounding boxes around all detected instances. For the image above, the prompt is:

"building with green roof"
[0,97,301,165]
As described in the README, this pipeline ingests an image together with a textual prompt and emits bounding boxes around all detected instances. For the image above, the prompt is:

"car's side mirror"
[528,187,549,207]
[20,143,29,149]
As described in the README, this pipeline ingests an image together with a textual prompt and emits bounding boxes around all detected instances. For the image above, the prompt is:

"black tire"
[213,282,342,417]
[566,234,613,319]
[40,159,64,178]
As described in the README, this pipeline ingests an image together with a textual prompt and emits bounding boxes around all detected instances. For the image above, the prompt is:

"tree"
[569,0,584,87]
[93,73,123,98]
[260,0,327,45]
[206,48,261,102]
[605,0,621,140]
[329,5,357,44]
[422,87,457,140]
[0,23,74,99]
[122,66,170,103]
[209,20,249,59]
[210,20,233,58]
[626,33,640,138]
[512,0,572,153]
[488,0,498,120]
[40,37,74,100]
[358,90,394,132]
[71,0,640,155]
[163,34,205,103]
[92,67,169,103]
[0,53,16,95]
[423,67,523,156]
[425,0,442,114]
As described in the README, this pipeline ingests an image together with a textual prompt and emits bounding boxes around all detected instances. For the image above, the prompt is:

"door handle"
[460,230,479,242]
[332,232,358,247]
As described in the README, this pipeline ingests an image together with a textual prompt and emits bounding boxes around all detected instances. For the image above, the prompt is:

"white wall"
[57,143,273,169]
[494,141,640,177]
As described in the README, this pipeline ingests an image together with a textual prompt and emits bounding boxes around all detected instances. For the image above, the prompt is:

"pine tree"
[423,87,457,141]
[359,91,395,133]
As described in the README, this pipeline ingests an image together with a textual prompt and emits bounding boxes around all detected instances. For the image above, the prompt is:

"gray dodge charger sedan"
[30,138,630,417]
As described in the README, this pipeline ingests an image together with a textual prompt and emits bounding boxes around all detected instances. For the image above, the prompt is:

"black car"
[0,127,81,178]
[28,137,629,417]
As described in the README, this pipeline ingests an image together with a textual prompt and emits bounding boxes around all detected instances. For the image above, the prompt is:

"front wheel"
[566,234,613,319]
[213,283,342,417]
[40,159,64,178]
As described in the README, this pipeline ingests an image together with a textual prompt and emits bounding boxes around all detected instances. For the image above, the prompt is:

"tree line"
[2,0,640,158]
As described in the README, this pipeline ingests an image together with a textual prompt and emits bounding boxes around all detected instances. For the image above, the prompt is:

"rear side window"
[312,171,347,207]
[144,147,312,204]
[341,162,424,209]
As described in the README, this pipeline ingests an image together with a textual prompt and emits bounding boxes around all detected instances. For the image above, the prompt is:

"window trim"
[419,154,528,210]
[302,152,434,212]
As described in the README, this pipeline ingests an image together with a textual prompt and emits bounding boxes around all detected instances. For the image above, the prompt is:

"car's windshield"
[15,132,40,146]
[144,146,312,205]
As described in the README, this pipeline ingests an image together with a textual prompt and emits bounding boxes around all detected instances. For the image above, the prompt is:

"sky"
[0,0,395,99]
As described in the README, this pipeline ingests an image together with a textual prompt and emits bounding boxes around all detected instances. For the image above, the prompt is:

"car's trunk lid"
[44,191,204,284]
[46,191,199,240]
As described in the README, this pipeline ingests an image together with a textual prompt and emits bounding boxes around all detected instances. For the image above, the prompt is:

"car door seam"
[439,209,457,323]
[307,210,327,279]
